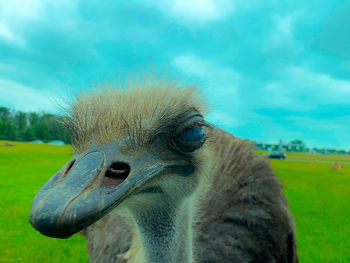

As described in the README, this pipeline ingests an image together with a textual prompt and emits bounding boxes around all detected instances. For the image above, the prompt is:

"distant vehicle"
[48,140,65,145]
[267,151,286,160]
[31,140,44,144]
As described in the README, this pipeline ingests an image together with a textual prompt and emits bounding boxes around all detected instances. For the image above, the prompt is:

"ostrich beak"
[29,142,189,238]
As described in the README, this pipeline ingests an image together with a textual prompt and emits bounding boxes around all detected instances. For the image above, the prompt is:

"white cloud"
[172,54,246,128]
[206,111,239,127]
[172,54,239,96]
[0,0,44,22]
[172,54,209,77]
[255,117,303,144]
[0,0,78,47]
[276,16,293,37]
[0,23,14,40]
[0,22,26,46]
[262,66,350,110]
[0,79,60,112]
[171,0,221,22]
[286,116,342,131]
[150,0,234,25]
[0,0,76,22]
[263,12,304,50]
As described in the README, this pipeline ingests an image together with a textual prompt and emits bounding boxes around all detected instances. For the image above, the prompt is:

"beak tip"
[29,208,73,239]
[29,217,73,239]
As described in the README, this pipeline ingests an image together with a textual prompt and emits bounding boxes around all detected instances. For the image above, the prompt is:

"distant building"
[255,142,306,152]
[48,140,65,145]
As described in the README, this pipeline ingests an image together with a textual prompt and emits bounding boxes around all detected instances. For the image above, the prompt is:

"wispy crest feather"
[62,77,208,153]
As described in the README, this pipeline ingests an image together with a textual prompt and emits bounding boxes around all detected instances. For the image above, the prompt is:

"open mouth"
[103,162,131,186]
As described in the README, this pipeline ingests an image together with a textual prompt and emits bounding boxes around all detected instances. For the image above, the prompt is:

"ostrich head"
[29,80,213,240]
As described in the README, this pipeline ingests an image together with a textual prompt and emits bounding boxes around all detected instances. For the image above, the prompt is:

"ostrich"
[29,79,298,263]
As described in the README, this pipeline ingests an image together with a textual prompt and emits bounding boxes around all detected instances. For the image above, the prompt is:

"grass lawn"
[1,141,349,262]
[0,141,87,263]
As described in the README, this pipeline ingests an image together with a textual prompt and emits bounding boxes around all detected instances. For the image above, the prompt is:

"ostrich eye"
[178,127,204,142]
[174,127,206,152]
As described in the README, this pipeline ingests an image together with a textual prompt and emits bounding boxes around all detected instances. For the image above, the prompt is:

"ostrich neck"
[134,200,193,263]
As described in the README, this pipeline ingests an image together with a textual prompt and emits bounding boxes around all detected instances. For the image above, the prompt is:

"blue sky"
[0,0,349,149]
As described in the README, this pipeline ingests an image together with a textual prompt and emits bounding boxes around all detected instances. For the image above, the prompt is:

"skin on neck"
[130,196,194,263]
[119,142,212,263]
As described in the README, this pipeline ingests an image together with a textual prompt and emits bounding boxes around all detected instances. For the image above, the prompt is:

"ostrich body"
[30,80,298,263]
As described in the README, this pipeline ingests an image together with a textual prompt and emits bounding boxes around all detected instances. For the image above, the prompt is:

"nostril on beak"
[103,162,130,186]
[63,159,76,178]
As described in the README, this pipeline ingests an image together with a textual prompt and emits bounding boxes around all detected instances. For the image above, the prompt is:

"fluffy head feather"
[62,78,208,154]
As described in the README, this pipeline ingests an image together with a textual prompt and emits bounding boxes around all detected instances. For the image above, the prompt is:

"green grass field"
[1,141,349,262]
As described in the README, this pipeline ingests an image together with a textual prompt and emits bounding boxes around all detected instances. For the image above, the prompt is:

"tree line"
[0,106,70,144]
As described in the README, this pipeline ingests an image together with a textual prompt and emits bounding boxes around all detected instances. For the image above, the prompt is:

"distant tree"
[0,120,4,137]
[290,139,306,147]
[22,126,36,141]
[328,149,337,154]
[29,112,39,126]
[0,107,10,122]
[0,106,71,143]
[1,122,16,140]
[34,123,49,139]
[14,111,27,131]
